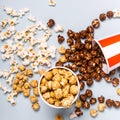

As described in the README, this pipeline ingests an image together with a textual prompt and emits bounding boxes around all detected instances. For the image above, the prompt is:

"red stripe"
[99,34,120,47]
[108,54,120,67]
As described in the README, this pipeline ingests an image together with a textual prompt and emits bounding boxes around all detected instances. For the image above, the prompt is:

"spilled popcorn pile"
[0,6,64,110]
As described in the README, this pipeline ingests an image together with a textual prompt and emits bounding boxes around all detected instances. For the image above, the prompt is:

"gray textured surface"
[0,0,120,120]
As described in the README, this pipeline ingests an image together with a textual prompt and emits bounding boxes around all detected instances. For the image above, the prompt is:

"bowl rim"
[38,66,80,109]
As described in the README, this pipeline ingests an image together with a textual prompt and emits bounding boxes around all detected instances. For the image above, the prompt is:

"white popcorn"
[8,17,18,26]
[0,82,11,94]
[49,0,56,6]
[54,24,64,33]
[113,9,120,17]
[28,15,36,22]
[2,70,10,79]
[22,58,30,66]
[0,19,8,28]
[22,8,29,13]
[6,74,14,86]
[69,112,77,119]
[7,93,16,105]
[3,6,13,15]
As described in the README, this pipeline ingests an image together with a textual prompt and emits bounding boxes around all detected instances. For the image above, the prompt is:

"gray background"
[0,0,120,120]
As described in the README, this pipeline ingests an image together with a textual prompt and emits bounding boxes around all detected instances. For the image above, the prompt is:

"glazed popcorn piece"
[90,109,98,117]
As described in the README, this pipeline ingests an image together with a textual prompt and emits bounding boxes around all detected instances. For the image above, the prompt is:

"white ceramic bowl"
[38,66,80,109]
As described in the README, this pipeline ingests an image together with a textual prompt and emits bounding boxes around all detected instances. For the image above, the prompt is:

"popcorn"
[3,6,29,18]
[113,9,120,17]
[28,15,36,22]
[0,82,11,94]
[49,0,56,6]
[54,24,64,33]
[7,93,16,105]
[0,19,8,28]
[6,74,14,86]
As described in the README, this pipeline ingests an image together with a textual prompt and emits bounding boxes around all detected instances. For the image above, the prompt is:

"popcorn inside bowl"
[38,66,80,108]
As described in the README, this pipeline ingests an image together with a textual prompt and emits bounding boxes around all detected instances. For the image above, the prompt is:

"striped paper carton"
[94,33,120,74]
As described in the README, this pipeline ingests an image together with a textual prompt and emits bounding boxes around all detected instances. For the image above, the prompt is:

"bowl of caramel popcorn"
[38,66,80,108]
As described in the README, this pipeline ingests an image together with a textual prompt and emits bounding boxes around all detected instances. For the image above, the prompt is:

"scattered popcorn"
[28,15,36,22]
[7,93,16,105]
[54,24,64,33]
[0,82,11,94]
[3,6,29,18]
[113,9,120,18]
[6,74,14,86]
[0,19,8,28]
[49,0,56,6]
[69,112,77,119]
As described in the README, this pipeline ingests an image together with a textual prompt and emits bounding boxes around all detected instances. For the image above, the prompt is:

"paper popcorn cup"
[94,33,120,74]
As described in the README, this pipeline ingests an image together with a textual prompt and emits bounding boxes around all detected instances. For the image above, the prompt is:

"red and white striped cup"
[94,33,120,74]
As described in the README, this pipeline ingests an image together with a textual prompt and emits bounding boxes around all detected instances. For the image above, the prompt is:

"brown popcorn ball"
[55,61,63,66]
[30,95,38,103]
[55,114,63,120]
[99,13,106,21]
[90,97,97,105]
[79,30,87,39]
[113,101,120,108]
[106,11,114,18]
[77,74,84,81]
[32,103,40,111]
[85,89,93,98]
[30,80,38,88]
[73,32,80,40]
[82,101,90,109]
[75,108,83,116]
[86,78,94,86]
[80,94,87,102]
[98,95,105,103]
[105,75,112,83]
[67,29,74,38]
[44,71,53,80]
[67,38,73,46]
[86,26,94,33]
[106,99,113,107]
[47,19,55,28]
[58,35,65,44]
[112,77,119,87]
[79,81,85,90]
[109,70,116,76]
[13,79,19,84]
[71,64,78,72]
[92,19,100,28]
